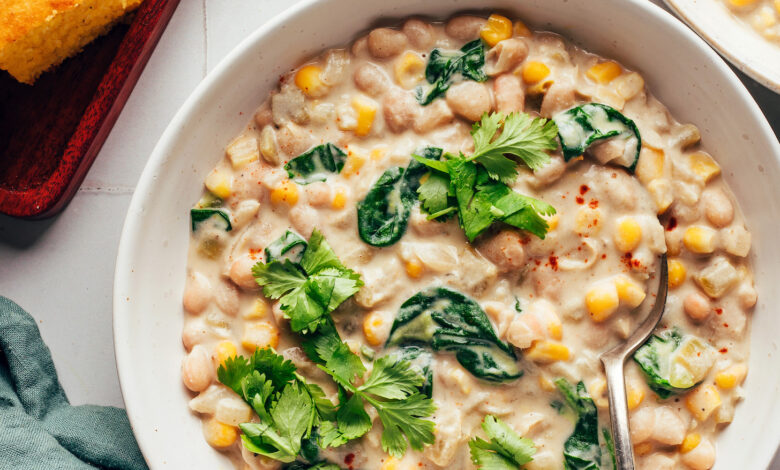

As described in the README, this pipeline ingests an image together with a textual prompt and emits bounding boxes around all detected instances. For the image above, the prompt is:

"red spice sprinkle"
[719,348,729,353]
[549,256,559,270]
[580,184,590,195]
[666,217,678,231]
[715,308,723,315]
[588,199,599,209]
[723,323,729,328]
[534,259,542,266]
[602,254,607,259]
[575,196,585,204]
[345,454,355,466]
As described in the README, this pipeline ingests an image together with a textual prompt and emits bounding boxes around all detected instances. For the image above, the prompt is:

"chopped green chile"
[356,147,442,247]
[416,39,487,105]
[387,287,521,382]
[553,103,642,172]
[285,143,347,184]
[191,208,232,232]
[265,230,308,264]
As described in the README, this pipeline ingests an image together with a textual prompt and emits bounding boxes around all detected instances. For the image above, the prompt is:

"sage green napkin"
[0,296,148,470]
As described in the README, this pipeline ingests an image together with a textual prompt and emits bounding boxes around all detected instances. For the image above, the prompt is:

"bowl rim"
[113,0,780,468]
[663,0,780,94]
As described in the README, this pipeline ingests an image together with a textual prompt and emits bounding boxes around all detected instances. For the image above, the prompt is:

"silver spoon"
[600,254,668,470]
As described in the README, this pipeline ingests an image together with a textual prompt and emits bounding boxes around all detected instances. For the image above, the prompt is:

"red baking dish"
[0,0,180,219]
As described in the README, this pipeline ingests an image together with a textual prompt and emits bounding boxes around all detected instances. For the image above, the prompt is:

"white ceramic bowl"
[114,0,780,468]
[664,0,780,94]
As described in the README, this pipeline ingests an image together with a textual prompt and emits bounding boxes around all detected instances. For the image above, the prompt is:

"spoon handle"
[603,356,635,470]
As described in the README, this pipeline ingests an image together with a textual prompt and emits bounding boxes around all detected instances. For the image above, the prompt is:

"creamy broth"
[723,0,780,42]
[180,14,756,470]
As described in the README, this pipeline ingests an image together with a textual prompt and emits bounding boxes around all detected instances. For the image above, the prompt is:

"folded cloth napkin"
[0,296,148,470]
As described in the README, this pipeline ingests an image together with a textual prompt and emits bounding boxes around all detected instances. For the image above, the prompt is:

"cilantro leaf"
[303,324,366,384]
[335,393,372,440]
[359,355,424,399]
[218,348,297,396]
[469,415,536,469]
[469,112,559,183]
[253,229,363,333]
[417,170,456,219]
[374,392,436,456]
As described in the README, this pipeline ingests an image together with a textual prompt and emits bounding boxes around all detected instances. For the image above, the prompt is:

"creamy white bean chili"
[180,13,756,470]
[723,0,780,42]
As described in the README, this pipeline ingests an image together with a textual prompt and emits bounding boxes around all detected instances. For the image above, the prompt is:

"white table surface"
[1,0,778,466]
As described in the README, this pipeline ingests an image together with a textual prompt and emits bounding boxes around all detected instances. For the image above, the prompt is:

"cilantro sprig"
[318,354,436,458]
[252,229,363,333]
[469,415,537,469]
[415,111,558,242]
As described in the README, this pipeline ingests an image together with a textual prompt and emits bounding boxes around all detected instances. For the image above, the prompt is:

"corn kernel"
[514,20,532,37]
[688,151,721,184]
[683,226,717,254]
[627,386,645,410]
[203,418,238,448]
[522,61,551,83]
[226,136,259,169]
[244,299,268,320]
[548,316,563,341]
[538,375,555,392]
[363,311,386,346]
[545,213,559,231]
[405,260,423,278]
[680,433,701,453]
[647,178,673,214]
[448,368,472,394]
[352,95,377,137]
[294,64,327,97]
[587,378,608,408]
[614,217,642,252]
[214,341,237,368]
[668,259,687,289]
[370,147,386,161]
[685,384,721,421]
[332,187,347,209]
[381,457,398,470]
[205,169,233,199]
[776,0,780,14]
[342,152,367,177]
[526,79,554,96]
[526,340,570,362]
[729,0,758,6]
[241,321,279,351]
[480,14,513,46]
[270,180,299,206]
[634,442,653,456]
[393,52,426,89]
[614,275,646,308]
[586,61,622,84]
[715,363,747,389]
[636,147,665,185]
[586,281,620,322]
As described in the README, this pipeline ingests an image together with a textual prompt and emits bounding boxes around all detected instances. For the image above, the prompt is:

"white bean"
[737,281,758,309]
[254,100,273,128]
[232,199,261,230]
[445,15,486,40]
[367,28,408,59]
[530,155,565,187]
[639,453,675,470]
[681,437,715,470]
[383,88,418,133]
[183,271,212,314]
[402,18,435,49]
[413,99,454,133]
[629,407,655,444]
[684,292,711,322]
[446,81,492,122]
[276,122,313,156]
[409,208,449,236]
[305,181,332,207]
[651,406,686,445]
[214,280,240,316]
[477,230,526,273]
[353,63,389,97]
[182,345,213,392]
[229,255,259,290]
[289,205,318,237]
[182,319,209,351]
[485,38,529,76]
[702,187,734,228]
[493,74,524,113]
[540,82,576,117]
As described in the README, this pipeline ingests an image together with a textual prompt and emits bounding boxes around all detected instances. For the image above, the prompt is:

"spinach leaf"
[357,147,442,247]
[387,287,521,382]
[265,230,308,264]
[191,208,232,232]
[553,103,642,172]
[555,378,601,470]
[417,39,487,105]
[285,143,347,184]
[633,328,715,398]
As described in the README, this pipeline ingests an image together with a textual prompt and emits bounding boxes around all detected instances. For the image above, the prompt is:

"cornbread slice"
[0,0,144,84]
